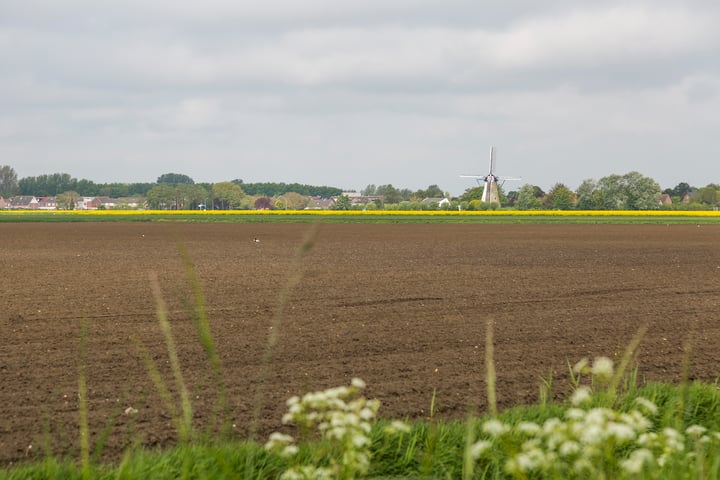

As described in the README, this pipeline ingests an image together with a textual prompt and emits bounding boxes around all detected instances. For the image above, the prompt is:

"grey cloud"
[1,1,719,191]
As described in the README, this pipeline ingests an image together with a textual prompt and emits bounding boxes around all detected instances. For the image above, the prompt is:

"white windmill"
[460,147,521,203]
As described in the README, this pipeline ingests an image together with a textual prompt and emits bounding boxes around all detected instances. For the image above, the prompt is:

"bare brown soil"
[1,222,720,466]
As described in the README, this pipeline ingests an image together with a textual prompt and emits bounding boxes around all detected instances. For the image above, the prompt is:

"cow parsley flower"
[591,357,614,383]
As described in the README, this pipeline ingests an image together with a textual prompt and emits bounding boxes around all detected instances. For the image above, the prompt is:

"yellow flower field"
[2,209,719,217]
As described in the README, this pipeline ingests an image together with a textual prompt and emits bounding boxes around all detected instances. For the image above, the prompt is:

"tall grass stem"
[485,319,497,416]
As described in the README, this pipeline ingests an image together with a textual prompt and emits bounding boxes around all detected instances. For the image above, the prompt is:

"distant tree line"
[2,165,719,211]
[232,180,342,198]
[16,173,155,197]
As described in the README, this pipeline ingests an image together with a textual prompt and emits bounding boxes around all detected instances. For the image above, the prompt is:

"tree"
[696,184,720,205]
[361,184,377,196]
[622,171,661,210]
[375,184,402,204]
[175,184,209,209]
[415,184,444,199]
[515,184,542,210]
[543,183,575,210]
[212,182,245,210]
[0,165,19,197]
[664,182,693,200]
[56,191,80,210]
[19,173,77,196]
[575,179,600,209]
[581,172,661,210]
[76,179,99,196]
[459,186,484,202]
[333,195,351,210]
[283,192,309,210]
[157,173,195,185]
[254,197,274,210]
[146,184,177,209]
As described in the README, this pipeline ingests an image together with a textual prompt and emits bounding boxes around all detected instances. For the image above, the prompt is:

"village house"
[37,197,57,210]
[305,196,336,209]
[343,192,385,208]
[8,196,39,209]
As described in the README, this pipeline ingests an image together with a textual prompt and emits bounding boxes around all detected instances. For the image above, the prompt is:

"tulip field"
[1,221,719,466]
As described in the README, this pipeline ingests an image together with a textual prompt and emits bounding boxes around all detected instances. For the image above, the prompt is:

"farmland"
[1,221,720,467]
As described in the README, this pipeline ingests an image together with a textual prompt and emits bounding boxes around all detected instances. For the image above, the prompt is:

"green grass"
[4,383,720,479]
[2,210,720,224]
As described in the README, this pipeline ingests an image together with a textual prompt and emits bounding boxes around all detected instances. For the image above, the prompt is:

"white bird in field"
[253,237,260,243]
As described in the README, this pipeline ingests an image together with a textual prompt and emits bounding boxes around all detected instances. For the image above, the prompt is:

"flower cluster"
[266,378,395,479]
[470,357,720,478]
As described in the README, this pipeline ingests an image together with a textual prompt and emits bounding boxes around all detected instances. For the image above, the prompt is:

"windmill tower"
[460,147,520,203]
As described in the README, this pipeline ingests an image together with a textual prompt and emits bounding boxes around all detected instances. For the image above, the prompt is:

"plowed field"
[1,222,719,466]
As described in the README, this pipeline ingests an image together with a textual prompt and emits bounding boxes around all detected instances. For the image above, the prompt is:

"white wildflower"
[359,407,375,421]
[351,378,366,389]
[483,419,509,437]
[281,445,299,458]
[621,448,654,474]
[559,440,581,457]
[384,420,411,435]
[516,421,541,436]
[580,425,604,446]
[542,417,563,435]
[469,440,492,459]
[352,434,369,448]
[265,432,294,452]
[634,397,658,415]
[686,424,707,438]
[591,357,614,383]
[662,427,685,453]
[573,457,594,474]
[606,422,636,443]
[565,408,586,421]
[573,358,590,374]
[510,447,549,473]
[620,410,651,433]
[570,386,593,406]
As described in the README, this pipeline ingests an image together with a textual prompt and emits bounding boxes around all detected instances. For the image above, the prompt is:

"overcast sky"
[2,1,719,195]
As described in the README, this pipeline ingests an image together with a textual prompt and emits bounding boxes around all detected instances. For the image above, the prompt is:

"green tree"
[415,184,444,199]
[333,195,351,210]
[283,192,309,210]
[19,173,77,196]
[212,182,245,210]
[582,172,661,210]
[626,173,660,209]
[146,184,177,209]
[0,165,19,197]
[375,184,402,204]
[76,178,99,196]
[664,182,693,200]
[543,183,575,210]
[157,173,195,185]
[56,191,80,210]
[515,184,542,210]
[361,184,377,196]
[175,184,209,209]
[696,184,720,205]
[576,179,600,209]
[459,186,484,202]
[398,188,413,201]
